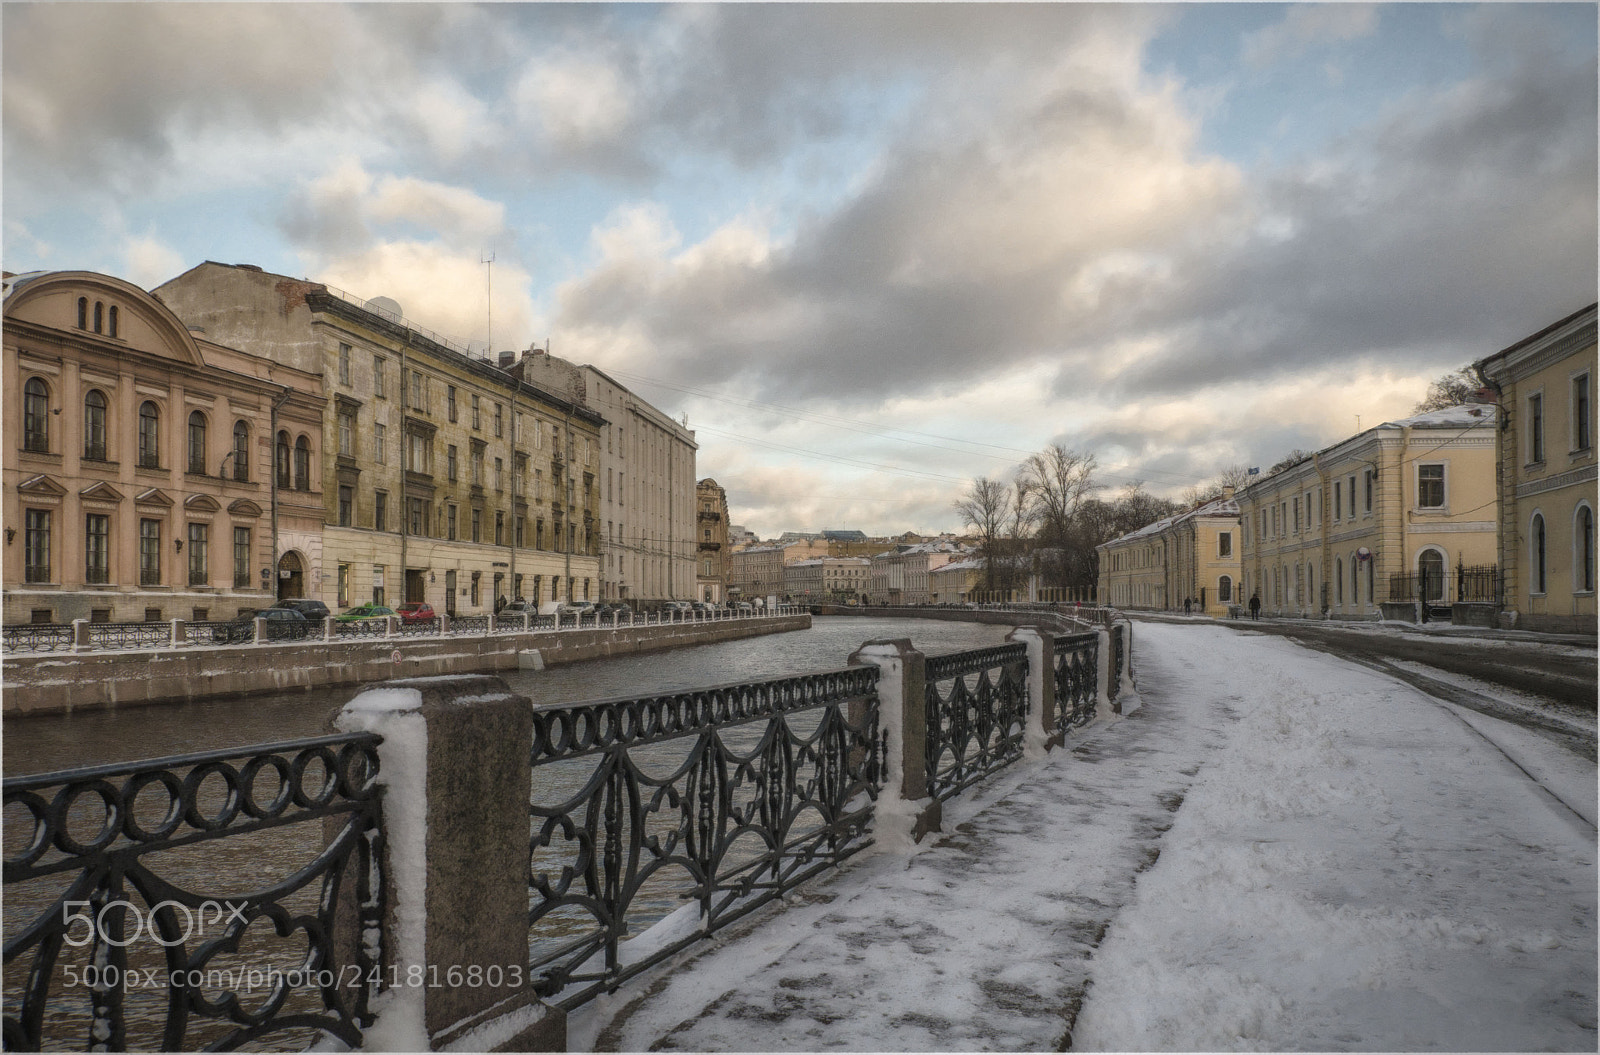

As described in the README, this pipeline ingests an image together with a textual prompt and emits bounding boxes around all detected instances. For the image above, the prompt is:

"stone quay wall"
[2,615,811,716]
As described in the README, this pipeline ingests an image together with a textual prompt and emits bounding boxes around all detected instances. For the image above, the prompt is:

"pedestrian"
[1184,597,1192,615]
[1248,592,1261,620]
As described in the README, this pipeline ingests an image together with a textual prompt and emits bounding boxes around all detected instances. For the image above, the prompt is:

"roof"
[1107,494,1241,546]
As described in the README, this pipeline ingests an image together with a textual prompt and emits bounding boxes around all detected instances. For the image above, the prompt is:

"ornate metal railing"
[333,619,389,639]
[87,621,173,651]
[265,620,319,643]
[1108,624,1125,701]
[1053,632,1098,733]
[923,643,1028,801]
[2,624,75,654]
[191,619,251,645]
[526,666,883,1008]
[395,617,440,637]
[2,734,385,1052]
[450,615,490,635]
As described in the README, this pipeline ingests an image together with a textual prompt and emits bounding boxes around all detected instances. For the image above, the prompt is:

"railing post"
[335,673,564,1051]
[254,617,269,645]
[1006,626,1059,755]
[72,618,91,653]
[386,615,399,637]
[171,618,187,648]
[847,638,940,844]
[439,613,450,635]
[325,615,337,642]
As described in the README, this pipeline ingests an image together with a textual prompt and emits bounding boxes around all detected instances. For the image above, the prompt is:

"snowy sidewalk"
[573,624,1597,1052]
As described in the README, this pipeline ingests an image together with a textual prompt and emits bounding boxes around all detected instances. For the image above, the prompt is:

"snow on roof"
[1378,403,1496,430]
[1111,495,1240,545]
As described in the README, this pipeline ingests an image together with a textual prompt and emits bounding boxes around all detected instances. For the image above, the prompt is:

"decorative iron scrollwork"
[1053,632,1099,732]
[923,642,1028,801]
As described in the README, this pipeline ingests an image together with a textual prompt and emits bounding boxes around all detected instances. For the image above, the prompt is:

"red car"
[395,602,436,624]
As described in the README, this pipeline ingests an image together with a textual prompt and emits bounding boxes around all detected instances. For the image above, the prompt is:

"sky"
[5,2,1596,538]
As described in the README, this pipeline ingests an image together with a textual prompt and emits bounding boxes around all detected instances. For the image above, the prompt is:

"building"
[867,540,966,605]
[1475,304,1597,632]
[695,478,729,602]
[1236,405,1498,619]
[1097,494,1242,616]
[517,355,697,603]
[727,543,787,602]
[783,556,872,603]
[155,262,604,615]
[929,557,987,604]
[4,270,323,625]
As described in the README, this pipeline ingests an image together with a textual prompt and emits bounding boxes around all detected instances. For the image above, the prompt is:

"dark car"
[395,602,436,625]
[272,598,330,622]
[501,600,535,615]
[212,607,310,644]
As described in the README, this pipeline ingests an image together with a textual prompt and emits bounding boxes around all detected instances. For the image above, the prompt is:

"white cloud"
[121,234,184,289]
[1243,4,1380,69]
[513,55,635,148]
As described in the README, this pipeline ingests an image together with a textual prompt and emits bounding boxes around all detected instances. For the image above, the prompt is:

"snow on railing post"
[171,618,187,649]
[335,674,564,1052]
[847,638,939,846]
[71,618,91,653]
[254,617,269,645]
[1006,626,1058,757]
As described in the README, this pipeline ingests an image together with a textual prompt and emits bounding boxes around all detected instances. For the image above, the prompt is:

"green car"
[334,603,397,623]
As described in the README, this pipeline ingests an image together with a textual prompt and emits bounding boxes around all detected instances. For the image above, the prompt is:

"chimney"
[498,350,516,368]
[1223,485,1235,500]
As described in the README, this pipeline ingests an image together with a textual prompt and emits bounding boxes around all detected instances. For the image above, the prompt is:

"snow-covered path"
[573,623,1597,1052]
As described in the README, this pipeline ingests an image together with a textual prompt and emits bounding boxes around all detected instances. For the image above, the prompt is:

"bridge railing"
[1053,631,1100,732]
[2,733,385,1052]
[923,643,1029,801]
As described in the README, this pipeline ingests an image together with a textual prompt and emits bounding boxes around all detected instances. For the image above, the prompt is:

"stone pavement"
[568,648,1231,1052]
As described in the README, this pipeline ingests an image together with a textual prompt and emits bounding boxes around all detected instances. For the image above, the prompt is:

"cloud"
[121,234,185,289]
[513,55,636,150]
[280,159,507,257]
[1242,4,1380,69]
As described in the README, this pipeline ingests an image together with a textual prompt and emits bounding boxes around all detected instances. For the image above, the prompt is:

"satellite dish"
[368,296,403,322]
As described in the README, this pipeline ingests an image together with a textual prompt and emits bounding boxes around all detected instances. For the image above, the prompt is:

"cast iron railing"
[450,615,491,635]
[2,624,75,654]
[1109,624,1125,701]
[333,619,388,639]
[1456,564,1503,604]
[2,734,385,1052]
[526,666,883,1008]
[86,622,172,651]
[396,617,440,637]
[923,643,1029,801]
[1053,632,1099,733]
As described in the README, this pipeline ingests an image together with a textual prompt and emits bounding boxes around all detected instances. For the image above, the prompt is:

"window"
[187,523,209,586]
[1363,471,1373,513]
[187,411,208,474]
[276,431,291,487]
[1577,505,1595,593]
[447,445,458,482]
[108,306,118,339]
[448,385,458,423]
[374,357,386,399]
[233,527,251,588]
[1218,531,1232,558]
[84,513,109,584]
[227,421,249,481]
[1528,393,1545,463]
[24,509,50,583]
[93,301,103,333]
[471,394,480,430]
[77,298,88,329]
[339,343,351,385]
[1335,559,1343,604]
[470,573,481,607]
[1348,475,1357,516]
[1218,575,1232,602]
[1333,481,1342,520]
[447,505,457,541]
[338,486,353,527]
[495,511,504,546]
[375,491,388,532]
[472,448,484,486]
[494,457,503,491]
[140,519,162,585]
[407,432,430,474]
[23,378,49,452]
[374,423,387,464]
[409,369,424,410]
[472,509,481,543]
[294,436,311,490]
[1292,497,1300,533]
[1351,553,1360,604]
[338,410,354,457]
[338,564,350,607]
[1417,464,1445,508]
[409,497,426,536]
[1531,512,1547,594]
[515,515,525,548]
[494,403,502,437]
[1574,373,1592,452]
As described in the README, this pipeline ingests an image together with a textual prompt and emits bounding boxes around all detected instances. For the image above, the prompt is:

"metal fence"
[86,621,173,651]
[1053,632,1099,733]
[1,624,74,654]
[525,666,883,1008]
[923,643,1029,802]
[2,733,385,1052]
[1456,564,1503,604]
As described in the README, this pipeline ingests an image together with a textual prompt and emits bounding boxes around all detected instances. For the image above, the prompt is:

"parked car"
[596,603,633,620]
[395,602,436,625]
[501,599,535,615]
[734,601,755,613]
[334,603,396,623]
[212,607,310,643]
[272,598,330,622]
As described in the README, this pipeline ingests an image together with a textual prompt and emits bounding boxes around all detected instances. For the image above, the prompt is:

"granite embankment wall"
[2,615,811,716]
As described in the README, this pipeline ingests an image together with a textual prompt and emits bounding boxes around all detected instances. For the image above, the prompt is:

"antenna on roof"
[482,248,495,356]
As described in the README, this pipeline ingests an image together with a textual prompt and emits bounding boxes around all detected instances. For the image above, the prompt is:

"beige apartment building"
[1097,494,1242,616]
[4,270,323,624]
[868,541,966,605]
[929,556,986,604]
[519,356,697,603]
[1237,404,1497,619]
[156,262,603,615]
[1476,303,1597,632]
[695,478,729,602]
[784,557,872,603]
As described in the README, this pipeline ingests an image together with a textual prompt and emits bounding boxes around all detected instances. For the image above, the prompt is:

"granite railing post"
[335,673,565,1052]
[171,618,187,647]
[325,615,337,642]
[439,613,451,635]
[847,638,940,844]
[1006,626,1060,756]
[72,618,91,653]
[254,617,269,645]
[386,615,399,638]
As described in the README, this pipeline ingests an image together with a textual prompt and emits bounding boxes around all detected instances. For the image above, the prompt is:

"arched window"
[1365,556,1375,606]
[1351,554,1360,604]
[187,411,208,474]
[294,435,311,491]
[1335,558,1343,604]
[1218,575,1232,602]
[1577,504,1595,593]
[77,298,88,329]
[276,431,292,489]
[83,390,108,461]
[138,401,161,468]
[108,306,119,339]
[93,301,104,334]
[232,421,250,482]
[1531,513,1547,595]
[22,377,50,452]
[1418,548,1446,604]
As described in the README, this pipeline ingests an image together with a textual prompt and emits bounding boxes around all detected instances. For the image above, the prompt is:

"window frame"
[187,411,209,475]
[1573,371,1592,453]
[23,377,50,453]
[24,508,51,583]
[1527,390,1546,465]
[1416,462,1447,510]
[1575,503,1595,595]
[85,513,110,585]
[140,518,162,586]
[187,522,209,587]
[1529,511,1547,596]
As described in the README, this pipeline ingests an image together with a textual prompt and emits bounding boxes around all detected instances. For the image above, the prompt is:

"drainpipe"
[399,330,409,601]
[269,385,293,599]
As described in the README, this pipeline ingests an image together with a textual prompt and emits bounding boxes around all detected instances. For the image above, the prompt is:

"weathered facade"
[1476,304,1597,633]
[783,557,871,603]
[867,541,966,605]
[155,262,603,615]
[1097,494,1242,617]
[4,270,322,624]
[695,478,729,602]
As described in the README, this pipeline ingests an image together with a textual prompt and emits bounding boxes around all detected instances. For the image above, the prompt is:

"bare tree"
[1022,444,1100,587]
[1180,463,1254,506]
[953,476,1012,590]
[1413,365,1482,413]
[1266,448,1315,477]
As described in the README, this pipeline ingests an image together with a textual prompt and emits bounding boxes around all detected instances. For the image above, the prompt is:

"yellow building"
[4,270,323,624]
[1475,303,1597,633]
[1238,404,1498,620]
[695,478,729,602]
[1097,494,1242,616]
[929,556,986,604]
[156,262,603,615]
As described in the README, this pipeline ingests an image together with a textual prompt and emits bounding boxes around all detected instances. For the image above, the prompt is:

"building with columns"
[695,478,729,602]
[4,270,323,624]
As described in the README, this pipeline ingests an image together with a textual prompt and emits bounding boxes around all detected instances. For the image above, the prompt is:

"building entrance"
[276,552,305,600]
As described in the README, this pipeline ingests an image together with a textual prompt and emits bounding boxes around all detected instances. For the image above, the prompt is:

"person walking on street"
[1248,592,1261,620]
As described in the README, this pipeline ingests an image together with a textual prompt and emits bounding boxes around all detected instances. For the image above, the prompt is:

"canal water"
[3,617,1014,1050]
